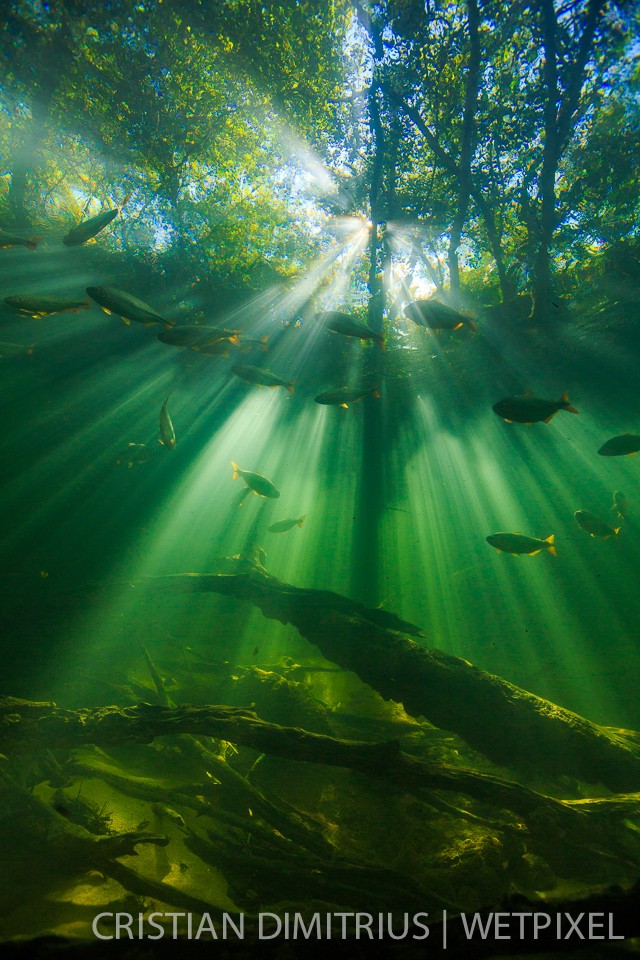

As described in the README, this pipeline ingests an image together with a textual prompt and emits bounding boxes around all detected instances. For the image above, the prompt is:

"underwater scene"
[1,2,640,958]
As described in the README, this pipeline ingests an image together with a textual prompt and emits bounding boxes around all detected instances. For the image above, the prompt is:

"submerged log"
[117,560,640,792]
[3,697,640,877]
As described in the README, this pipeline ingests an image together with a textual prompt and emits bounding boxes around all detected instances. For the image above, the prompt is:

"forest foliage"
[0,0,638,325]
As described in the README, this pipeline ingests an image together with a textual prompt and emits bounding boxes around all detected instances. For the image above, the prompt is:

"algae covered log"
[123,560,640,791]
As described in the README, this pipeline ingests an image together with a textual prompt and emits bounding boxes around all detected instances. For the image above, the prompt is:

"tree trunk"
[448,0,481,298]
[51,560,640,793]
[531,0,606,324]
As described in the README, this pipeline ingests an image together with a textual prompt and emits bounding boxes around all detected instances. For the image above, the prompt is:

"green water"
[1,1,640,953]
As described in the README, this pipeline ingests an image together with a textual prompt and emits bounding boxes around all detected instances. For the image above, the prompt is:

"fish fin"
[82,301,91,309]
[371,389,381,398]
[560,391,570,402]
[72,308,80,313]
[629,452,637,456]
[26,237,42,250]
[503,418,513,423]
[377,339,386,351]
[231,461,240,479]
[164,320,175,329]
[545,534,555,545]
[529,549,542,556]
[543,413,557,423]
[269,384,279,389]
[298,516,306,527]
[119,192,132,211]
[287,384,295,394]
[260,336,269,351]
[143,321,157,327]
[566,405,579,414]
[547,545,558,557]
[453,322,464,331]
[27,346,35,355]
[340,403,349,408]
[614,527,621,535]
[121,316,131,326]
[128,462,133,469]
[229,335,240,345]
[102,307,112,316]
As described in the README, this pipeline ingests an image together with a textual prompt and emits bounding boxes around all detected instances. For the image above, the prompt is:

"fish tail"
[287,383,295,394]
[468,320,478,332]
[229,335,240,345]
[371,388,381,398]
[560,391,579,414]
[297,516,307,527]
[26,237,42,250]
[377,336,386,351]
[231,461,240,479]
[119,192,132,211]
[544,534,557,557]
[340,402,349,408]
[260,336,269,351]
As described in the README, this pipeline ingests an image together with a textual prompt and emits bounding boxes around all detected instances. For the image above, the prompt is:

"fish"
[268,516,306,533]
[158,324,241,350]
[86,286,173,327]
[317,311,385,350]
[115,442,152,468]
[159,396,176,448]
[492,391,579,424]
[0,341,34,359]
[611,490,628,520]
[232,364,294,393]
[574,510,620,539]
[597,434,640,457]
[63,193,131,246]
[486,533,557,556]
[0,231,41,251]
[404,299,477,332]
[231,461,280,499]
[314,385,381,408]
[4,295,91,318]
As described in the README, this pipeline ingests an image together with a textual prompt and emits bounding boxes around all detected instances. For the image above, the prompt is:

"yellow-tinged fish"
[268,516,306,533]
[4,295,91,318]
[404,299,477,332]
[232,364,294,393]
[86,286,173,328]
[231,462,280,499]
[158,325,241,350]
[597,434,640,457]
[574,510,620,539]
[492,391,578,424]
[159,396,176,449]
[317,311,385,350]
[0,231,41,251]
[314,385,380,408]
[611,490,628,520]
[115,442,152,468]
[486,533,557,556]
[63,194,131,246]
